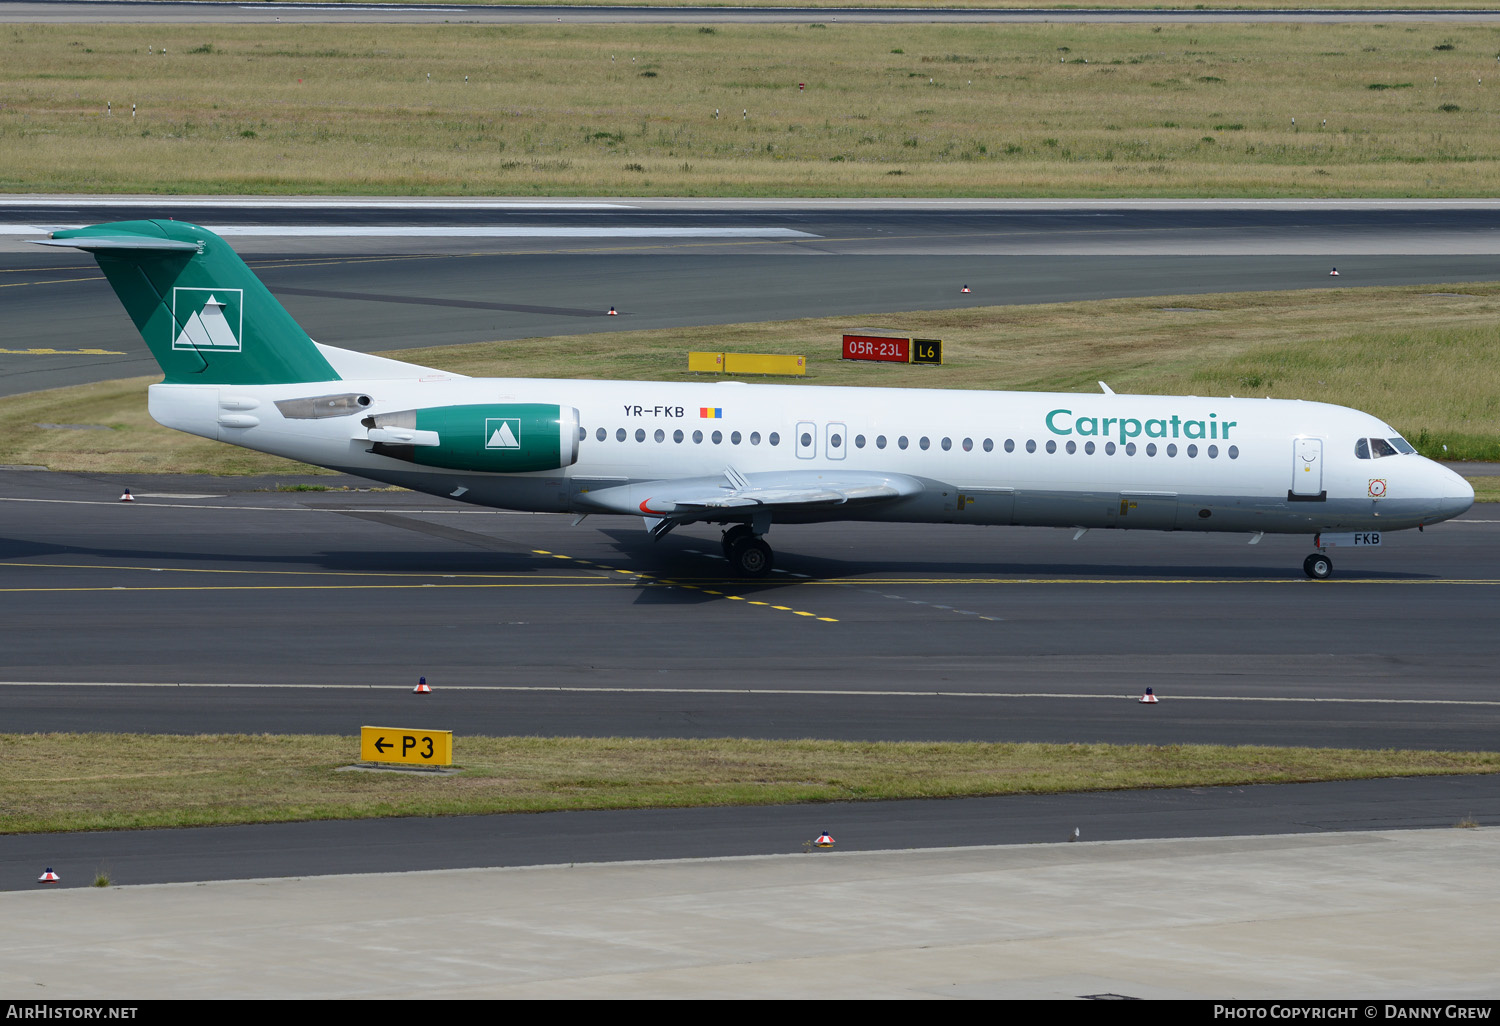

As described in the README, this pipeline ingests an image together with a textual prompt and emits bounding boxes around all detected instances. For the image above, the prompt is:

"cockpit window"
[1358,436,1415,459]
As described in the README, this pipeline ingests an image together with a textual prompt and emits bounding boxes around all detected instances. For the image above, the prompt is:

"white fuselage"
[148,373,1474,537]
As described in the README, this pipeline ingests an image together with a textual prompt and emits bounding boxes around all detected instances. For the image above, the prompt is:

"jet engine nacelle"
[365,402,580,473]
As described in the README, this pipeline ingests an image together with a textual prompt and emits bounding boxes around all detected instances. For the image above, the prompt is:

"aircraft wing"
[575,467,924,536]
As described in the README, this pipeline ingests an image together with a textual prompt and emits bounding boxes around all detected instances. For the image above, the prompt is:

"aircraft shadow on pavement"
[0,531,1439,584]
[595,529,1439,584]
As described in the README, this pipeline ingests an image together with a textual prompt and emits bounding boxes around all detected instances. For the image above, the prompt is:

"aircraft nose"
[1430,462,1474,522]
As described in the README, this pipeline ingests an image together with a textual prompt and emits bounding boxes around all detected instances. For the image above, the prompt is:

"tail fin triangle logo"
[172,288,243,352]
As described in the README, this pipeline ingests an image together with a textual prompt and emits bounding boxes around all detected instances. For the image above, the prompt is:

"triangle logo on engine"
[485,418,521,449]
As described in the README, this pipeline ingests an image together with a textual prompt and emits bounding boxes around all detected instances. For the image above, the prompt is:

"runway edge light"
[1139,687,1159,704]
[413,676,431,694]
[815,832,835,848]
[39,867,59,883]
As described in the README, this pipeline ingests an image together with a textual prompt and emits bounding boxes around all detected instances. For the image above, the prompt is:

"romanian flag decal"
[699,407,723,419]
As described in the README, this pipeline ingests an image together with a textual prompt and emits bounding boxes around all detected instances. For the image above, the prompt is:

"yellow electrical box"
[360,726,453,767]
[688,351,725,373]
[723,353,806,376]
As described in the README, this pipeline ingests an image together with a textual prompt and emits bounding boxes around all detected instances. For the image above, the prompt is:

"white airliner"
[38,220,1473,578]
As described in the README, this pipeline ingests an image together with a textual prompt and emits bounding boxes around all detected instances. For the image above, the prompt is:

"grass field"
[2,733,1494,834]
[5,22,1500,196]
[5,281,1499,474]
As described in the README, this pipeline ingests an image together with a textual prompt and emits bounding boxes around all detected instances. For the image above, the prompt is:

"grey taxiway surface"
[3,469,1499,749]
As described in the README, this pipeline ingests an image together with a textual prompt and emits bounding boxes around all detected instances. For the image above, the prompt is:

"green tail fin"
[39,220,339,385]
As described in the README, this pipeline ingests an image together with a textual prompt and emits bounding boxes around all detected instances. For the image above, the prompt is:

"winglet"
[1098,381,1116,395]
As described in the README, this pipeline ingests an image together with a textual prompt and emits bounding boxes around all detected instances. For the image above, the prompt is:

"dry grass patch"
[3,733,1495,834]
[1466,476,1500,503]
[5,22,1500,196]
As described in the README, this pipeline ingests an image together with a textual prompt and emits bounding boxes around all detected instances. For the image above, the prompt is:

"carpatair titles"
[1045,408,1237,442]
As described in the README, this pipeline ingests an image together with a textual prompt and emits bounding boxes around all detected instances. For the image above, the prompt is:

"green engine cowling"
[367,403,579,473]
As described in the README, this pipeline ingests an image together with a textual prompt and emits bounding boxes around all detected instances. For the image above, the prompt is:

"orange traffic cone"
[38,867,59,883]
[1139,687,1159,704]
[119,489,134,502]
[961,285,971,293]
[607,306,618,316]
[413,676,431,694]
[814,832,835,848]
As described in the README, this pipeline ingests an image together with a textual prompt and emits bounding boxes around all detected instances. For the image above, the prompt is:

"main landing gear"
[722,524,773,577]
[1302,552,1333,580]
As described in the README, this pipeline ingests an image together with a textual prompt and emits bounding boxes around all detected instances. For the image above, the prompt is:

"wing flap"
[577,468,923,523]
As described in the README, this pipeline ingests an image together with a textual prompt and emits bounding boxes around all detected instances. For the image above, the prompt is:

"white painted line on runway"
[3,681,1498,706]
[132,492,223,499]
[1,224,817,239]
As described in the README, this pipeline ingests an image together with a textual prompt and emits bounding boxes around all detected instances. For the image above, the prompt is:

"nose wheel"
[1303,553,1332,580]
[722,525,773,577]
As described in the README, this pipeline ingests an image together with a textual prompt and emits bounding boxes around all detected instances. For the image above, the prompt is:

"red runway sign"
[842,334,911,363]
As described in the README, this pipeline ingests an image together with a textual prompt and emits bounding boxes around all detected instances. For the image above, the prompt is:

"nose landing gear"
[1303,552,1332,580]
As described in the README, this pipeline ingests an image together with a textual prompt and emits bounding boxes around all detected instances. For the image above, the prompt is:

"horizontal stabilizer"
[33,236,200,253]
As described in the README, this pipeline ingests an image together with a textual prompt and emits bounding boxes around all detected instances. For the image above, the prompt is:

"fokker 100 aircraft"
[38,220,1474,578]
